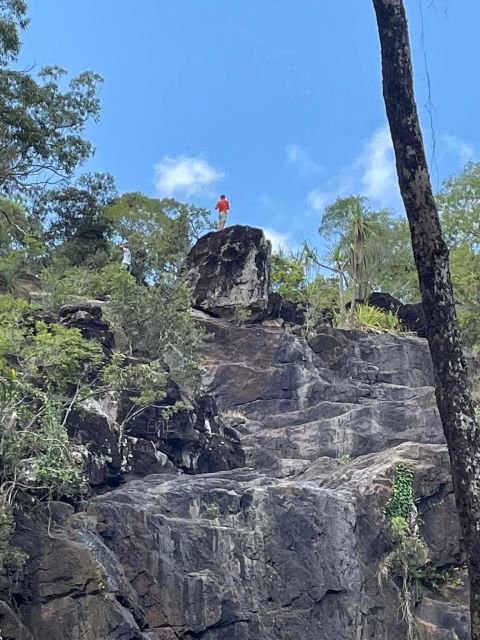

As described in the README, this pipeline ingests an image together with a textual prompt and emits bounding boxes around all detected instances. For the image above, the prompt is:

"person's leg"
[218,212,227,230]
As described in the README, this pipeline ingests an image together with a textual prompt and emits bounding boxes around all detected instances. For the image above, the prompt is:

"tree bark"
[371,1,480,637]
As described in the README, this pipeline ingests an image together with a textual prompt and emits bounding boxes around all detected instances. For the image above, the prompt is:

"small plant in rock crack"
[234,305,251,326]
[336,454,352,465]
[204,502,221,518]
[224,408,246,420]
[94,563,108,595]
[383,464,415,522]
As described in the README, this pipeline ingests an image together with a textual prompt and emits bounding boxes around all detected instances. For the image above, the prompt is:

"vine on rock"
[379,464,424,640]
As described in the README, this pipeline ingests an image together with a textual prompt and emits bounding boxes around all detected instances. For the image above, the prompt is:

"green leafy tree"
[33,173,116,267]
[0,294,104,393]
[270,250,306,301]
[449,244,480,350]
[437,162,480,249]
[0,0,102,200]
[103,269,203,390]
[435,162,480,348]
[370,217,419,303]
[105,193,213,282]
[319,196,387,318]
[0,1,28,65]
[0,197,43,291]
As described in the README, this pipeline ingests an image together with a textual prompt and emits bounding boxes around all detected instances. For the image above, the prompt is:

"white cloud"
[307,188,328,211]
[286,144,323,176]
[306,125,402,212]
[442,135,475,166]
[263,227,291,251]
[358,126,399,206]
[154,155,224,198]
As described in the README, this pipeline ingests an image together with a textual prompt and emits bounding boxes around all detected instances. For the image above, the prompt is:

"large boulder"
[183,225,271,321]
[368,292,426,337]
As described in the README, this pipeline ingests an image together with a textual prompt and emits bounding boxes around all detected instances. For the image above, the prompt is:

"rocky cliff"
[2,226,474,640]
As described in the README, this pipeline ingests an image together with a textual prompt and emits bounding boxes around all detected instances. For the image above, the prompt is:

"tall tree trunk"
[372,1,480,637]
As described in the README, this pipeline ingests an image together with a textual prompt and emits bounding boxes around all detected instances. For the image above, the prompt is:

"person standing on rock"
[119,242,132,273]
[215,194,230,231]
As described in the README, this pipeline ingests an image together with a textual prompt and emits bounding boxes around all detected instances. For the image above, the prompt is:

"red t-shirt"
[216,198,230,213]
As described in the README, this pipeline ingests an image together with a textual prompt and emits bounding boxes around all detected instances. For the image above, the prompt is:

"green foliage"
[0,294,104,393]
[383,463,415,521]
[448,244,480,349]
[437,161,480,249]
[370,217,420,303]
[0,63,102,195]
[0,0,28,65]
[24,323,103,390]
[101,353,169,406]
[343,303,402,333]
[435,162,480,348]
[0,316,97,570]
[305,274,340,309]
[0,198,44,293]
[104,270,203,390]
[379,464,423,640]
[234,305,252,326]
[105,193,213,282]
[204,502,221,517]
[335,454,351,465]
[0,502,27,572]
[0,392,85,568]
[380,463,424,582]
[270,251,307,301]
[366,161,480,347]
[33,173,116,268]
[319,196,388,301]
[22,397,86,496]
[412,563,463,591]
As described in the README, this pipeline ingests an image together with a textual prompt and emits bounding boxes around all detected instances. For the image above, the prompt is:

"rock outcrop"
[12,440,461,640]
[183,225,271,321]
[200,319,443,476]
[67,382,245,487]
[7,317,471,640]
[60,300,115,352]
[3,227,474,640]
[368,292,426,337]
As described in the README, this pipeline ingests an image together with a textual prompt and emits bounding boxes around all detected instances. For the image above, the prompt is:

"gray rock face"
[67,385,245,487]
[7,316,472,640]
[183,225,271,320]
[200,320,442,473]
[10,442,466,640]
[5,234,476,640]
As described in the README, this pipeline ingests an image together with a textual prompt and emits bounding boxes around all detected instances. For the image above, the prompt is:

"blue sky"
[20,0,480,251]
